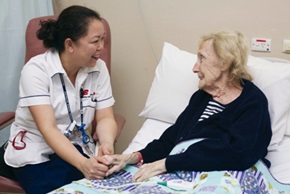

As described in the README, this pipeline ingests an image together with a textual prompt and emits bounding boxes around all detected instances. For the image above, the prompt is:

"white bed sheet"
[122,119,171,154]
[266,135,290,184]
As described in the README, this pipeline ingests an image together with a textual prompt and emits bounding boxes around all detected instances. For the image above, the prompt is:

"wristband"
[135,152,143,166]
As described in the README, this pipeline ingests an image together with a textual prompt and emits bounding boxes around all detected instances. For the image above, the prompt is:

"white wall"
[53,0,290,153]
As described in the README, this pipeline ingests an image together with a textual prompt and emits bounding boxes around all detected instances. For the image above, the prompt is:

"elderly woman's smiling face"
[193,40,224,90]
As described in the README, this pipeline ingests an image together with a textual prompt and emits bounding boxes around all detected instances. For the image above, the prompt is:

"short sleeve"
[94,60,115,110]
[18,61,51,107]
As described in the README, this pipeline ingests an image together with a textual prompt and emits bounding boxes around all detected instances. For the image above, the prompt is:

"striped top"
[198,99,226,121]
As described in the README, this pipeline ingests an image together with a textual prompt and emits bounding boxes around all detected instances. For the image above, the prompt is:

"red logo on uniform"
[83,89,89,96]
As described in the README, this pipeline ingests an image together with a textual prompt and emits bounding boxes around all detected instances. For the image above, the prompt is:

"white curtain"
[0,0,53,145]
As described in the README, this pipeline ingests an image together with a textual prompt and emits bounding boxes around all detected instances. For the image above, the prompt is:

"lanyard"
[59,74,91,144]
[59,74,74,123]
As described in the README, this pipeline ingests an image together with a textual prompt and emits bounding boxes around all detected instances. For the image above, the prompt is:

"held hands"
[102,154,134,177]
[81,153,134,180]
[79,142,114,180]
[81,151,167,181]
[79,156,110,180]
[103,153,167,182]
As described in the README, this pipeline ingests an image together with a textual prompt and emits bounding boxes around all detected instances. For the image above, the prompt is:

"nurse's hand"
[97,141,114,156]
[79,156,110,179]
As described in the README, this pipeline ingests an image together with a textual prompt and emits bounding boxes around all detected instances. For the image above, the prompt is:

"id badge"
[64,120,77,138]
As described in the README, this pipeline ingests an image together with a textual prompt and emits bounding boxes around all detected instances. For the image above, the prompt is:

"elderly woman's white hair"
[198,30,253,82]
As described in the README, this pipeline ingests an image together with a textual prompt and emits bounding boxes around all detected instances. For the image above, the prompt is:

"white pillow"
[286,109,290,136]
[139,42,199,124]
[247,57,290,150]
[139,42,290,151]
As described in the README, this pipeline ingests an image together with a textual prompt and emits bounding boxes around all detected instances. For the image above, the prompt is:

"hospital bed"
[49,42,290,193]
[124,42,290,184]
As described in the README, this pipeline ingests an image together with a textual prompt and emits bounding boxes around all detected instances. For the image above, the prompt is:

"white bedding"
[123,119,171,154]
[266,135,290,184]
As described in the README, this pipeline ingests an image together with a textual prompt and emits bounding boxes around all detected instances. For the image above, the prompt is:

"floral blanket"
[49,140,290,194]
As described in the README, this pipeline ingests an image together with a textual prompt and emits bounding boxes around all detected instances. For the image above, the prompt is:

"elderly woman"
[104,31,272,182]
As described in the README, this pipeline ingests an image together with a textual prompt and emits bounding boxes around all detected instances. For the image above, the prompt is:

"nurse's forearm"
[96,117,117,145]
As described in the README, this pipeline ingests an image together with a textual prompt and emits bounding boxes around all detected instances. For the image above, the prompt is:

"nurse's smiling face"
[73,19,105,68]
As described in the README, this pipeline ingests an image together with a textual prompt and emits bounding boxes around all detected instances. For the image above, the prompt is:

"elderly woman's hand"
[103,154,133,177]
[133,159,167,182]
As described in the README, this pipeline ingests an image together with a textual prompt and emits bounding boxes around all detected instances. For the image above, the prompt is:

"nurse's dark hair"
[36,5,102,53]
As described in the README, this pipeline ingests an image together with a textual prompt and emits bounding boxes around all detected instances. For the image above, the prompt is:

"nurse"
[2,5,117,194]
